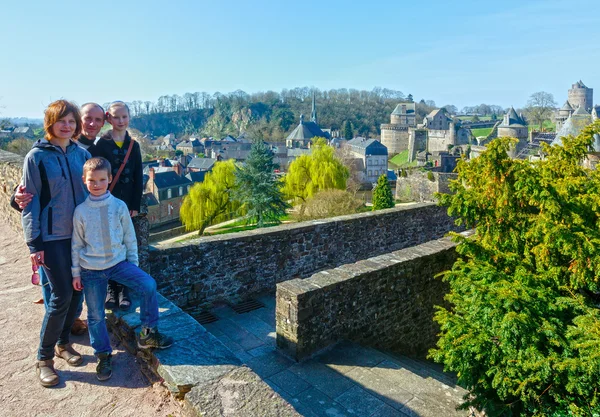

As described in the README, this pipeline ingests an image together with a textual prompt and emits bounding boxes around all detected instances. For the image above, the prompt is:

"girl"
[91,101,143,311]
[22,100,89,387]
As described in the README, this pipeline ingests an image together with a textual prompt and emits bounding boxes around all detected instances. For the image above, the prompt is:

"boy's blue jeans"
[80,261,159,355]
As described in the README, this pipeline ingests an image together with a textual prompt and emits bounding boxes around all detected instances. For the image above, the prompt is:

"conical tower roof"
[560,101,573,111]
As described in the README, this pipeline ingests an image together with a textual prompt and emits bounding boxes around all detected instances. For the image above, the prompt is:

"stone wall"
[381,125,410,154]
[275,236,461,361]
[0,150,24,233]
[149,203,462,309]
[395,170,457,203]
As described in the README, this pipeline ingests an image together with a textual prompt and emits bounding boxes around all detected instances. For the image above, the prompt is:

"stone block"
[184,366,302,417]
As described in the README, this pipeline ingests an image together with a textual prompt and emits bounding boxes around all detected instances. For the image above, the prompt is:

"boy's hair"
[83,157,112,177]
[44,100,82,141]
[106,101,130,116]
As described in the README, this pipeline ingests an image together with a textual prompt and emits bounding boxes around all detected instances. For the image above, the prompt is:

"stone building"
[145,169,192,228]
[380,102,417,154]
[497,106,528,156]
[555,100,574,131]
[286,93,329,149]
[175,138,202,155]
[344,137,388,184]
[568,80,593,112]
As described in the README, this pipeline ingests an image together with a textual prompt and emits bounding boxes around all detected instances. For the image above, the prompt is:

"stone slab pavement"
[0,223,184,417]
[202,295,471,417]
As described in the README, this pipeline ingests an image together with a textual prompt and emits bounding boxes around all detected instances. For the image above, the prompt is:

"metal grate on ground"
[231,299,265,314]
[193,310,219,325]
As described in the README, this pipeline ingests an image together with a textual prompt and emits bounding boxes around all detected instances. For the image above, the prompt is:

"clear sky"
[1,0,598,118]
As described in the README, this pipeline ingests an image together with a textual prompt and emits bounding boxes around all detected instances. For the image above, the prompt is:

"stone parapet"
[275,236,463,361]
[107,293,300,416]
[0,150,24,233]
[149,203,462,309]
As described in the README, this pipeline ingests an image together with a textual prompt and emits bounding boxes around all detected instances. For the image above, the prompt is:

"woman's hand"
[72,276,83,291]
[30,251,45,267]
[130,210,138,218]
[15,185,33,209]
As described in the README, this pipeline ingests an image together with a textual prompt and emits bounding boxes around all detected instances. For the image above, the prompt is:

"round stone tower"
[568,80,593,112]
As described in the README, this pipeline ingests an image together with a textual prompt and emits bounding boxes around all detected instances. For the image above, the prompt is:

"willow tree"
[282,138,349,208]
[180,160,241,235]
[431,121,600,416]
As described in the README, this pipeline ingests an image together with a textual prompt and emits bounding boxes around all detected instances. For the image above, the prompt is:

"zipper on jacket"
[56,155,67,178]
[62,148,78,206]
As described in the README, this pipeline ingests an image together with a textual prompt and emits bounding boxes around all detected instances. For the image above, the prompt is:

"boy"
[71,157,172,381]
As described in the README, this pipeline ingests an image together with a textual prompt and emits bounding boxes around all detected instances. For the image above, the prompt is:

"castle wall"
[427,129,455,152]
[407,129,427,162]
[395,170,457,203]
[569,87,593,112]
[0,150,24,234]
[381,125,410,153]
[276,235,463,360]
[498,126,528,140]
[149,203,462,310]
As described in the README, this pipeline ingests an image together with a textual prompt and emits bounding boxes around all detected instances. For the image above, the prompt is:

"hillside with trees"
[127,87,416,139]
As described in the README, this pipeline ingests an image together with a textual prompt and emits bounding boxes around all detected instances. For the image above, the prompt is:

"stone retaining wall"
[107,293,300,416]
[0,150,25,233]
[275,236,462,361]
[150,203,462,310]
[396,170,457,203]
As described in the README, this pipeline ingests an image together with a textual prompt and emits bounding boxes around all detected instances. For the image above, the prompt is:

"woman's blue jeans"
[80,261,159,355]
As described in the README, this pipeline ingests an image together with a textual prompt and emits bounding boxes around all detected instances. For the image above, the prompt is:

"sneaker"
[36,359,59,387]
[96,353,112,381]
[119,286,131,311]
[105,282,118,309]
[138,328,173,349]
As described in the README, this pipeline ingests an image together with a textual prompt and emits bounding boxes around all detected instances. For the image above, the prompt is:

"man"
[13,102,106,335]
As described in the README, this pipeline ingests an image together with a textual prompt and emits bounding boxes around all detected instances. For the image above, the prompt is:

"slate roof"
[560,101,574,111]
[499,106,527,128]
[188,157,217,170]
[391,102,416,115]
[144,192,158,206]
[152,171,191,190]
[346,138,388,156]
[573,106,589,116]
[286,119,329,141]
[185,171,206,183]
[222,149,251,161]
[176,138,201,149]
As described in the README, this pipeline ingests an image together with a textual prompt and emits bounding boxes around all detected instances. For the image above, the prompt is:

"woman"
[21,99,90,387]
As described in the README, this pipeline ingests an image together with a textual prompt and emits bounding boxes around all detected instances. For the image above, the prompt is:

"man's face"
[81,106,105,139]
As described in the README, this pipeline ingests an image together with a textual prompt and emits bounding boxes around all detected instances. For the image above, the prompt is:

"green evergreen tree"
[431,122,600,416]
[233,140,288,228]
[372,174,394,210]
[343,120,353,140]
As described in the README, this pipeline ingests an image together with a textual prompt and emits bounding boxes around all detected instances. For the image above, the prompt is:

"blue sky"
[1,0,598,118]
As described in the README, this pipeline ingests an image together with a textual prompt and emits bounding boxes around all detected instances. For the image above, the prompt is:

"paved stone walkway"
[0,223,183,417]
[201,296,469,417]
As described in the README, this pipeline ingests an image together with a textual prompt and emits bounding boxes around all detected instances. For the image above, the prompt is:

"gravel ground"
[0,222,184,417]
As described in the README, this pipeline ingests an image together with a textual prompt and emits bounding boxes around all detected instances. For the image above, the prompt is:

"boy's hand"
[15,185,33,209]
[130,210,138,217]
[72,276,83,291]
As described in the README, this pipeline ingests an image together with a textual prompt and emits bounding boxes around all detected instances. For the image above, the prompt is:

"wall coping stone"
[108,293,299,416]
[151,203,438,251]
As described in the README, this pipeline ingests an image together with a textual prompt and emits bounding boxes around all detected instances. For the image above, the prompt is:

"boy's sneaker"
[105,284,118,309]
[96,353,112,381]
[138,328,173,349]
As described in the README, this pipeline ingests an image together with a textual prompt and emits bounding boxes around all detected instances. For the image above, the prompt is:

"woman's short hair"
[44,99,82,141]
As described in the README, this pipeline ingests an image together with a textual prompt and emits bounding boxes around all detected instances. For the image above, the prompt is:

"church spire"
[311,91,317,125]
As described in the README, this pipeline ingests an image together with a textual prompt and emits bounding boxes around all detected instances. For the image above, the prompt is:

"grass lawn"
[471,127,493,137]
[389,150,417,168]
[528,120,555,132]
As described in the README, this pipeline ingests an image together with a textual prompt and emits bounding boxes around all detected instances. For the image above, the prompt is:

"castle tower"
[311,92,317,125]
[380,102,417,153]
[568,80,593,112]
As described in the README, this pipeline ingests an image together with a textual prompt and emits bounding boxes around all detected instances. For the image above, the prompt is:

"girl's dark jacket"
[91,132,143,212]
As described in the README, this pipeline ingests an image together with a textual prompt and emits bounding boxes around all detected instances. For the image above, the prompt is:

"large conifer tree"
[372,174,394,210]
[233,139,288,227]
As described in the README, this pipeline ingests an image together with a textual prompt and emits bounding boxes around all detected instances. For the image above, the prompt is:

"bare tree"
[525,91,557,130]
